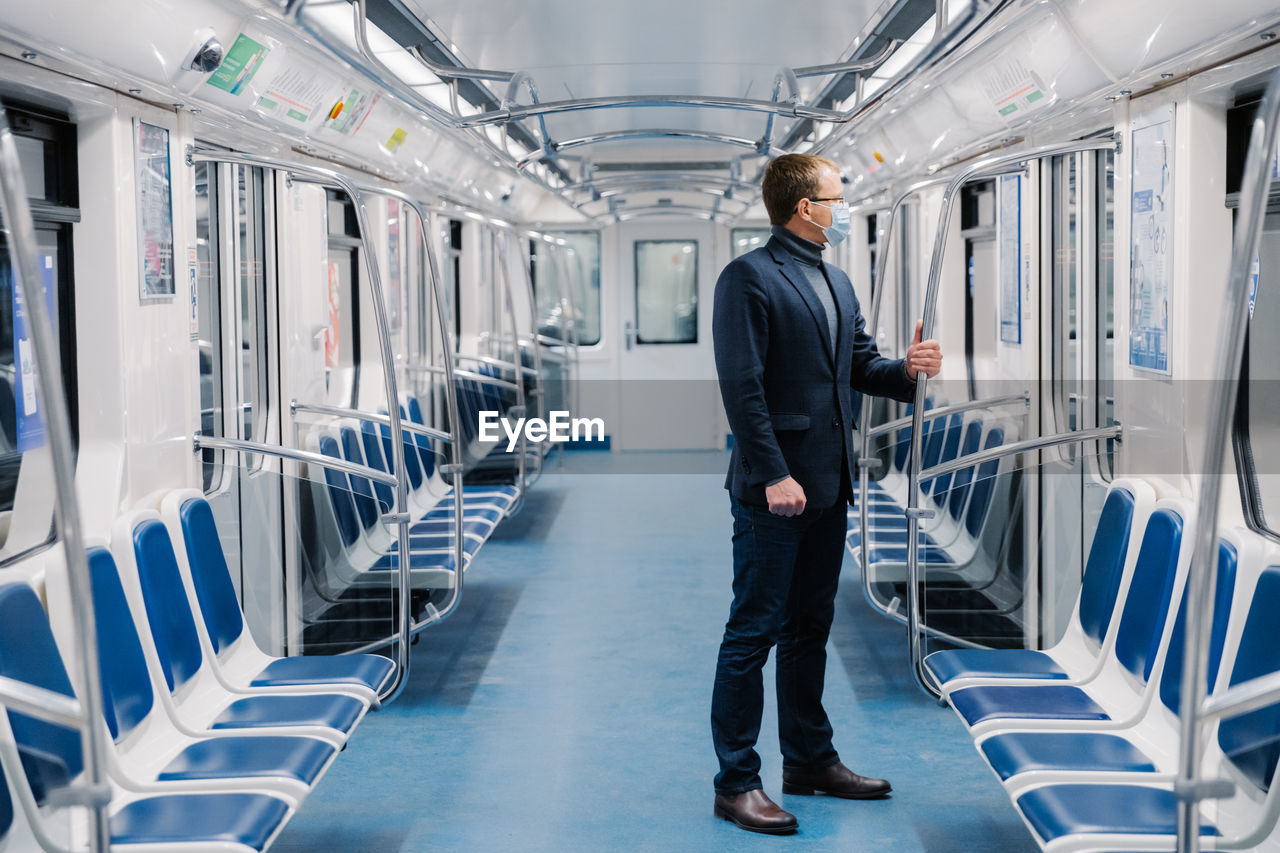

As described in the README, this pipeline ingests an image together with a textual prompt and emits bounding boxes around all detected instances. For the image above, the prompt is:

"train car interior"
[0,0,1279,850]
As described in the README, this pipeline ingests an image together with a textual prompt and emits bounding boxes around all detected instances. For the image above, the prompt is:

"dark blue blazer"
[713,235,916,508]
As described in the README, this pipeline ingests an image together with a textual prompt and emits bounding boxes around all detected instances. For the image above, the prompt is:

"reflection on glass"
[238,166,268,447]
[1242,214,1280,535]
[635,240,698,344]
[1052,154,1079,454]
[731,228,770,259]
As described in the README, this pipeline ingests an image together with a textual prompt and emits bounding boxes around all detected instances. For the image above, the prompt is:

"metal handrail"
[0,104,111,850]
[1200,668,1280,725]
[452,353,540,380]
[356,186,468,637]
[290,400,454,444]
[793,38,901,78]
[918,426,1122,482]
[195,435,398,488]
[903,136,1117,699]
[866,392,1029,439]
[857,174,953,622]
[409,363,522,394]
[0,676,84,729]
[519,129,760,170]
[493,227,533,506]
[1175,66,1280,853]
[189,147,414,703]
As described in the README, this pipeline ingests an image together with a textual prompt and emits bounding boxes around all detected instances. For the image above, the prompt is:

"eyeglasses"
[808,196,846,203]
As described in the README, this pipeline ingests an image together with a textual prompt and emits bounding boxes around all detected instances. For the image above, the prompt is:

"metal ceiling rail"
[517,129,764,170]
[0,104,111,851]
[901,136,1116,700]
[793,37,903,78]
[1175,65,1280,853]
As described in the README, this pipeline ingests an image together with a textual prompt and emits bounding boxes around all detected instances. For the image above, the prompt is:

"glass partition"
[635,239,697,344]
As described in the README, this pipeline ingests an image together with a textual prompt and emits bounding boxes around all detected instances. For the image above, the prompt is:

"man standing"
[710,154,942,834]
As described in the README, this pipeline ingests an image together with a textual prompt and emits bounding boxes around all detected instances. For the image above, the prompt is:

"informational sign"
[205,33,268,96]
[13,254,56,452]
[998,174,1022,344]
[325,262,341,370]
[135,120,175,301]
[325,87,379,136]
[254,52,341,125]
[980,54,1049,120]
[1128,104,1174,374]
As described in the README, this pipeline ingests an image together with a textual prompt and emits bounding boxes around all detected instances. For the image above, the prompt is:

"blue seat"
[85,547,340,785]
[1016,784,1218,843]
[0,581,297,851]
[924,486,1138,685]
[110,793,291,849]
[978,539,1238,782]
[947,507,1184,728]
[177,497,396,696]
[131,520,366,735]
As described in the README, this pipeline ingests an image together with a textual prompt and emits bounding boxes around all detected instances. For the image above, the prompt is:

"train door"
[1038,148,1116,645]
[616,221,720,450]
[194,159,284,653]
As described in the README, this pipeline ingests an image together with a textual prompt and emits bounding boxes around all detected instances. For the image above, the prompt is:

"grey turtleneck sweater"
[770,225,838,355]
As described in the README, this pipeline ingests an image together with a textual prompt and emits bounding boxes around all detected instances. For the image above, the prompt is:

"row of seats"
[0,489,395,850]
[923,478,1280,850]
[848,400,1016,579]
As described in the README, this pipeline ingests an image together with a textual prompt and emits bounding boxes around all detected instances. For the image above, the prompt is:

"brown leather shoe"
[713,789,798,834]
[782,761,891,799]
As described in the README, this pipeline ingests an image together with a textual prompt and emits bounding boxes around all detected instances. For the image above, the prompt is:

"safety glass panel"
[532,231,600,346]
[635,240,697,344]
[1236,212,1280,540]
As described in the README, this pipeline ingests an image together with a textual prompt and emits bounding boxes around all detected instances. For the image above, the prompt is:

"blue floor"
[273,452,1038,852]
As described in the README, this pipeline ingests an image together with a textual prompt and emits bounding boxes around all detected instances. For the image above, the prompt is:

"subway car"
[0,0,1277,849]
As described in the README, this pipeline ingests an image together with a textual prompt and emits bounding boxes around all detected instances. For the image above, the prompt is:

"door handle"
[624,321,636,351]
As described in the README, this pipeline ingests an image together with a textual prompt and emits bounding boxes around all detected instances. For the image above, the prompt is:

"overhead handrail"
[188,147,414,704]
[918,425,1122,483]
[194,435,398,489]
[290,400,454,444]
[1175,65,1280,853]
[903,136,1118,699]
[865,391,1030,439]
[0,104,111,849]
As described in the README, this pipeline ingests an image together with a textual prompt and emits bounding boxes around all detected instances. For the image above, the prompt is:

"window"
[731,228,770,259]
[0,102,79,559]
[194,161,274,482]
[530,231,601,345]
[634,240,697,344]
[325,190,361,408]
[194,160,223,492]
[1234,211,1280,541]
[1051,154,1079,452]
[961,180,997,400]
[1096,150,1117,479]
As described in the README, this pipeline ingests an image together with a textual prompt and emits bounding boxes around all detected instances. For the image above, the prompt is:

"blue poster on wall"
[998,175,1021,344]
[1128,104,1174,374]
[13,254,56,453]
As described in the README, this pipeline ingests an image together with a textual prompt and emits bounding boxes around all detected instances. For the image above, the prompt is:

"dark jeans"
[711,495,847,794]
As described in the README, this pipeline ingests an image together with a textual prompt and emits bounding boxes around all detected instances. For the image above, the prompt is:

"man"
[710,153,942,835]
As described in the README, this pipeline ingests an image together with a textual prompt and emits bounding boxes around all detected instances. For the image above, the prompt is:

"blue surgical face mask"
[812,200,852,247]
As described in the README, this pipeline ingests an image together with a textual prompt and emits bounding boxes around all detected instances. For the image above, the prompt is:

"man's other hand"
[766,477,806,517]
[905,320,943,379]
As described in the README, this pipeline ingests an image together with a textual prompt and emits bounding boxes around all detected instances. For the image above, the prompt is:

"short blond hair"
[761,154,839,225]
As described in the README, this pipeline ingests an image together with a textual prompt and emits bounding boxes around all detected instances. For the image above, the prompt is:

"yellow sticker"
[328,101,344,120]
[386,127,408,151]
[873,151,885,163]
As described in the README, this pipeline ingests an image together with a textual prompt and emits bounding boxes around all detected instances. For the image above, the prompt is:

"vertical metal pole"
[0,106,111,848]
[503,230,547,481]
[492,229,528,512]
[1174,66,1280,853]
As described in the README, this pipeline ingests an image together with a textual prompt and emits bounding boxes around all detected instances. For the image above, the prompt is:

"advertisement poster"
[998,174,1021,344]
[1128,104,1174,374]
[13,254,56,453]
[135,120,175,301]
